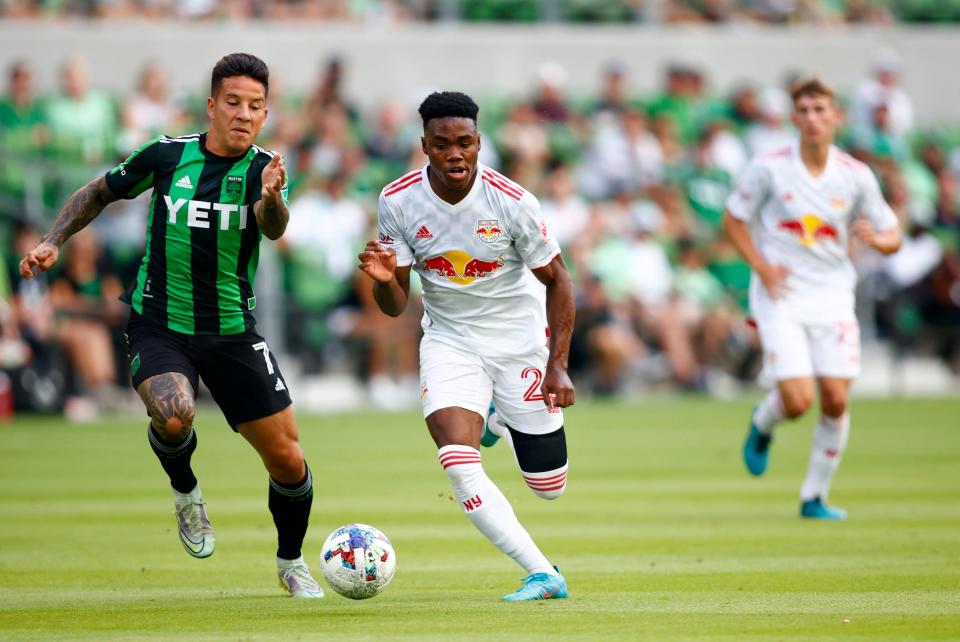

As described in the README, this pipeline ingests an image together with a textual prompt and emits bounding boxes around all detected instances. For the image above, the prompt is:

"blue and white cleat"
[502,567,568,602]
[800,497,847,521]
[480,403,500,448]
[742,423,772,477]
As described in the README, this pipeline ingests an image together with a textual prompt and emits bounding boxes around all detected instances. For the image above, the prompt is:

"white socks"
[752,390,785,435]
[800,413,850,501]
[438,445,556,576]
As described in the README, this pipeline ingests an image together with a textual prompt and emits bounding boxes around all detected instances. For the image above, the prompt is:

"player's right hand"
[18,241,59,279]
[758,264,789,299]
[358,240,397,283]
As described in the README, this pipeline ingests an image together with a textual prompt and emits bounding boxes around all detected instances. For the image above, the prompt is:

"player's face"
[791,93,841,147]
[207,76,268,155]
[421,117,481,195]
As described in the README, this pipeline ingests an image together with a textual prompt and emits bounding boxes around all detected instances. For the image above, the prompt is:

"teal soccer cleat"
[743,423,772,477]
[502,567,568,602]
[480,403,500,448]
[800,497,848,521]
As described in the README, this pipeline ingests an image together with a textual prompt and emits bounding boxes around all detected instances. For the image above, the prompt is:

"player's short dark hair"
[211,53,269,97]
[418,91,479,128]
[789,76,835,105]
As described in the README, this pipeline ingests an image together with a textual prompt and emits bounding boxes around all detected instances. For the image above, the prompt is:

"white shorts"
[756,316,861,383]
[419,334,564,435]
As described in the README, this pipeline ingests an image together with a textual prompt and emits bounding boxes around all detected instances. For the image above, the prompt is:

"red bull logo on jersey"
[421,250,505,285]
[476,219,502,243]
[779,214,838,247]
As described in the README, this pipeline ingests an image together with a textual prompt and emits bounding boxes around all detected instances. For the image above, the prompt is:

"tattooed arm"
[18,175,119,279]
[254,154,289,240]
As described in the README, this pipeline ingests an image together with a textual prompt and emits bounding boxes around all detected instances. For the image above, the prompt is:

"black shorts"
[124,312,292,430]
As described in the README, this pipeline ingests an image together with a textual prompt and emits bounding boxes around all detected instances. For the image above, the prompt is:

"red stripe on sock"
[523,470,568,483]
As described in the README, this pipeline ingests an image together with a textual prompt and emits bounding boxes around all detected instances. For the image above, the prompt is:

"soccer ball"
[319,523,396,599]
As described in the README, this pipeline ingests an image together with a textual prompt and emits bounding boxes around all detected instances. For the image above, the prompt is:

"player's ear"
[476,131,482,151]
[420,135,427,156]
[206,96,215,121]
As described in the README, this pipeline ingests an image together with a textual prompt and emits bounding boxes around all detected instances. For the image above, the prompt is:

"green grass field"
[1,397,958,641]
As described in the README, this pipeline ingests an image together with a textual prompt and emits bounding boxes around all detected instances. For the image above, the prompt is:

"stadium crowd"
[1,0,956,24]
[1,50,958,419]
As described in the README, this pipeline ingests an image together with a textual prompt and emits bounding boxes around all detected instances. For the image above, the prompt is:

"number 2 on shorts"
[522,366,544,402]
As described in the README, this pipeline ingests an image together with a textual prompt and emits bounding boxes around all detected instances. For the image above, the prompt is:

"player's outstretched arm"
[19,175,119,279]
[255,154,289,240]
[723,210,789,299]
[357,240,410,317]
[532,254,576,409]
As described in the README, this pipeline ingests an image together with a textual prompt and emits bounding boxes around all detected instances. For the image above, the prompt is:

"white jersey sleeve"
[854,165,899,233]
[511,192,561,270]
[377,191,415,267]
[726,158,772,223]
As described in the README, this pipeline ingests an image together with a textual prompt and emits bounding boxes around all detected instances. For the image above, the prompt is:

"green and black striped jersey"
[105,132,287,335]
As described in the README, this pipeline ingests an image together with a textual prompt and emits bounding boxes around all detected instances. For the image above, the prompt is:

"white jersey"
[377,164,561,357]
[726,141,898,324]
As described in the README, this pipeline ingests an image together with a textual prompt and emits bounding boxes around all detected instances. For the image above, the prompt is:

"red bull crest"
[476,219,502,243]
[422,250,505,285]
[778,214,838,247]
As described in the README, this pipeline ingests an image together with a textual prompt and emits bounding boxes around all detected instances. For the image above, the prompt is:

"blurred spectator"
[569,274,643,395]
[279,172,368,373]
[532,62,574,124]
[591,60,631,116]
[46,58,117,167]
[0,61,46,227]
[728,84,761,131]
[647,64,709,146]
[744,87,793,156]
[117,63,187,155]
[540,162,590,250]
[850,49,915,139]
[48,229,126,420]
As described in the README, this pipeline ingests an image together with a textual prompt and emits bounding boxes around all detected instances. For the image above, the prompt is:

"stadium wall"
[1,23,959,125]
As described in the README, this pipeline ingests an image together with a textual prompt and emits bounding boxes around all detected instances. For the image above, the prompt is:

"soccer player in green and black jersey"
[19,53,324,598]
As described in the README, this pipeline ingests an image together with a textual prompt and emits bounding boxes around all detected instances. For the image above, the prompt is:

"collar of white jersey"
[421,162,487,212]
[791,138,839,183]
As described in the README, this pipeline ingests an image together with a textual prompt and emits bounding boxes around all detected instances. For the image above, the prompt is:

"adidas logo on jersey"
[416,226,433,239]
[275,378,286,392]
[175,175,194,190]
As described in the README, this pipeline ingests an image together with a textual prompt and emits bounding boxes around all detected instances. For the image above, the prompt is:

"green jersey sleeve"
[104,137,162,199]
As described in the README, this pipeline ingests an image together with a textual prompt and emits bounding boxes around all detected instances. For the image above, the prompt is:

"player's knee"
[820,391,848,418]
[151,399,196,441]
[781,393,813,419]
[523,462,568,500]
[266,442,305,483]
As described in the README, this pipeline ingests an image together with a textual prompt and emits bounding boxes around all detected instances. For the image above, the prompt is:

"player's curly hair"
[211,53,269,97]
[418,91,479,127]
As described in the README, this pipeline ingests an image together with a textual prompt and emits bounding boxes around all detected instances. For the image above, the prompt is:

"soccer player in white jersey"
[724,78,901,520]
[358,92,575,600]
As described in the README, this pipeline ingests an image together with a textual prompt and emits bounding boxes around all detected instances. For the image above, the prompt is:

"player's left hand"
[541,364,575,410]
[261,154,286,205]
[851,219,877,248]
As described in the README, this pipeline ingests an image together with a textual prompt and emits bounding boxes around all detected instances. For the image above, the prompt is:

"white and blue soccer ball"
[319,523,396,599]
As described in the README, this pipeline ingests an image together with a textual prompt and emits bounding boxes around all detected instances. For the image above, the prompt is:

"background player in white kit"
[724,78,902,520]
[358,92,576,600]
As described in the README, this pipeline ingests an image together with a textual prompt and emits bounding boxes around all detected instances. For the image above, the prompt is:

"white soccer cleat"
[278,556,325,598]
[173,485,215,559]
